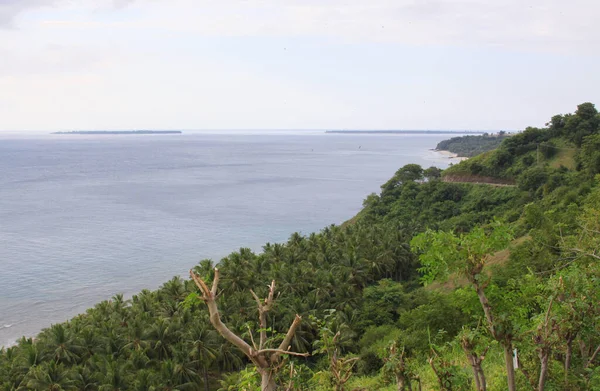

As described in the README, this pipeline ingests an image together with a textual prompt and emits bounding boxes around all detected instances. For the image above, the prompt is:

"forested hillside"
[435,133,510,157]
[1,103,599,391]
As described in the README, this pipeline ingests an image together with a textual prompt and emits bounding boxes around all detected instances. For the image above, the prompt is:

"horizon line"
[0,128,518,133]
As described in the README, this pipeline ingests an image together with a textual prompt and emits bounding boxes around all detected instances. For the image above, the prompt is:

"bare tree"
[190,269,308,391]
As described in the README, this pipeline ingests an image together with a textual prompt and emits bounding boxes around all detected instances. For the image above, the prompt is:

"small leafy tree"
[411,222,515,391]
[381,341,412,391]
[312,311,359,391]
[424,166,443,180]
[428,331,472,391]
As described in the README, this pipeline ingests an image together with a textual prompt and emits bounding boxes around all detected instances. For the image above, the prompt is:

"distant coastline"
[52,130,183,135]
[325,130,485,135]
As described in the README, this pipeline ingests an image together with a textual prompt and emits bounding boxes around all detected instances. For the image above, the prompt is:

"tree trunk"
[261,368,277,391]
[461,335,487,391]
[396,374,406,391]
[477,366,487,391]
[469,357,482,391]
[579,339,588,363]
[564,339,572,387]
[416,378,422,391]
[203,367,209,391]
[475,285,496,339]
[503,344,516,391]
[538,349,550,391]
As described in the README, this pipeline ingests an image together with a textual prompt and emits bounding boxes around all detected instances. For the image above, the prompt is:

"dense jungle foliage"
[435,133,510,157]
[1,103,599,391]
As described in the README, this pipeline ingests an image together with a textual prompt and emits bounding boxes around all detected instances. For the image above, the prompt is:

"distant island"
[325,130,486,134]
[52,130,182,135]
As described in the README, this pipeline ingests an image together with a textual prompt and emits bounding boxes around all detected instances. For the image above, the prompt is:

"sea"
[0,131,462,347]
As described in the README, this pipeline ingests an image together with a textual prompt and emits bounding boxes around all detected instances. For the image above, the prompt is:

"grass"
[425,236,528,292]
[549,148,577,170]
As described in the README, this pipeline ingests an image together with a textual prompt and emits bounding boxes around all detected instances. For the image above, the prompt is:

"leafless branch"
[189,268,308,389]
[277,315,302,353]
[586,344,600,368]
[190,269,255,362]
[248,324,258,351]
[211,268,220,296]
[571,247,600,260]
[258,349,310,357]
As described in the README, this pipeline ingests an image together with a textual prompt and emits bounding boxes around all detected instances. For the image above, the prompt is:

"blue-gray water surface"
[0,131,458,346]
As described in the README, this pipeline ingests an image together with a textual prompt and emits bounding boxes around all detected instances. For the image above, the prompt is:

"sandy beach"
[435,149,470,162]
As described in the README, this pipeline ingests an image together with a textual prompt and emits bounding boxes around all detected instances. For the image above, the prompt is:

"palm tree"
[131,289,156,314]
[41,324,82,365]
[17,338,42,375]
[187,324,218,391]
[99,329,125,359]
[79,328,101,362]
[26,361,74,391]
[122,319,150,352]
[126,349,151,372]
[161,277,188,303]
[159,300,180,319]
[1,345,27,391]
[214,343,243,373]
[71,365,98,391]
[130,369,154,391]
[173,351,200,386]
[194,259,214,277]
[97,359,128,391]
[146,319,175,360]
[155,359,196,391]
[110,294,130,316]
[93,301,113,319]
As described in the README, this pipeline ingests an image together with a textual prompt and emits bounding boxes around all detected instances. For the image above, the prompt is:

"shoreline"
[433,149,469,162]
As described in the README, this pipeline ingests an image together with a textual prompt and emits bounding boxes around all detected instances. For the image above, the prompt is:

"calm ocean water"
[0,131,458,347]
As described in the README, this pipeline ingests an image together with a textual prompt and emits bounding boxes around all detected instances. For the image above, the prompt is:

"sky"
[0,0,598,131]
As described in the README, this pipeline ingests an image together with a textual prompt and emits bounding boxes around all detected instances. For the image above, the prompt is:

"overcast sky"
[0,0,598,131]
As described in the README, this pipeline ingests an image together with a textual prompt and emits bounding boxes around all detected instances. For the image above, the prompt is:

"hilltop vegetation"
[444,103,600,185]
[435,133,510,157]
[1,103,600,391]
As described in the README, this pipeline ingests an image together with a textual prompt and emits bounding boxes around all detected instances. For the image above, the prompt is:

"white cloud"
[0,0,55,26]
[0,44,111,76]
[0,52,351,130]
[0,0,598,131]
[0,0,135,27]
[23,0,600,52]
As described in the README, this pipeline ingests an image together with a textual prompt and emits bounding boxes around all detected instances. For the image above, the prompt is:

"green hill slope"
[435,133,510,157]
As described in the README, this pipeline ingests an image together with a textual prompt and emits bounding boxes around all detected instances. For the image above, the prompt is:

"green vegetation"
[2,103,600,391]
[444,103,598,184]
[435,133,510,157]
